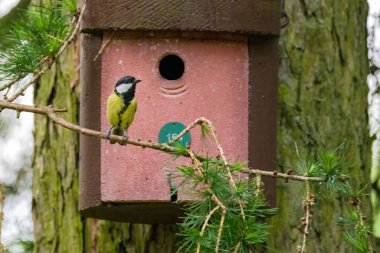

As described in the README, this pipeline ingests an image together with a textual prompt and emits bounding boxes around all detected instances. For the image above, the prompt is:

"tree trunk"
[31,1,371,253]
[268,1,371,252]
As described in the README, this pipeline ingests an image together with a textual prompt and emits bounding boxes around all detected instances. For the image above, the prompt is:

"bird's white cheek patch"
[116,83,133,93]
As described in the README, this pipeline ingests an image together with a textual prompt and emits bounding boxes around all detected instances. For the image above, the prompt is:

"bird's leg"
[120,130,129,145]
[104,127,113,140]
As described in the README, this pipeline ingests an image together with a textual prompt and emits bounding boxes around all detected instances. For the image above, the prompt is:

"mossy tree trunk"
[31,0,371,253]
[268,1,372,252]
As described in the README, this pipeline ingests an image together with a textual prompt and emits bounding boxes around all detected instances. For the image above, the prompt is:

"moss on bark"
[268,1,371,252]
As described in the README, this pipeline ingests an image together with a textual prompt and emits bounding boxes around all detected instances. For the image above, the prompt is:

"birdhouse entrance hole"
[159,54,185,80]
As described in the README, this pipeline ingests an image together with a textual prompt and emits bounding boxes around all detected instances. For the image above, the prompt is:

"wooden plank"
[79,32,103,210]
[82,0,280,36]
[248,37,279,206]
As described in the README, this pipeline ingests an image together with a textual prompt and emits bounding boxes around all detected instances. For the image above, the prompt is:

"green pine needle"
[339,208,371,253]
[176,159,276,252]
[296,146,351,195]
[0,2,74,80]
[62,0,77,13]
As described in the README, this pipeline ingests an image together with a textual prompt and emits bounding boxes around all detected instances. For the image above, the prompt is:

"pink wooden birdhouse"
[80,0,280,223]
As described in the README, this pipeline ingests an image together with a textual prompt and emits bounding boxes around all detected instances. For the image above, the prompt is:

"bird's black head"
[114,75,141,96]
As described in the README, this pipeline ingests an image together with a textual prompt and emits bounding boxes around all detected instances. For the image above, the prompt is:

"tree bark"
[31,1,371,253]
[268,1,372,252]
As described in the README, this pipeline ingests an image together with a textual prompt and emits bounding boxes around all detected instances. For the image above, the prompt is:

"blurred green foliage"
[0,0,31,46]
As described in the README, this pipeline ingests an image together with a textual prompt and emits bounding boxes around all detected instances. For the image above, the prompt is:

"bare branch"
[215,208,227,253]
[0,100,204,159]
[94,30,116,62]
[196,205,220,253]
[0,99,326,184]
[241,168,325,182]
[298,182,314,253]
[0,77,21,92]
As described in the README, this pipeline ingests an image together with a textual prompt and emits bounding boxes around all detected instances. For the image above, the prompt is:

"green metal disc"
[158,121,191,147]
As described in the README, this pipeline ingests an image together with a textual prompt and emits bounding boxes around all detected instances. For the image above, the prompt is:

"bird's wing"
[106,92,125,127]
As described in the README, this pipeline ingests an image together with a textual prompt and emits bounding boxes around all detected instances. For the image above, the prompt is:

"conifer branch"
[188,149,227,253]
[4,4,85,102]
[172,118,247,221]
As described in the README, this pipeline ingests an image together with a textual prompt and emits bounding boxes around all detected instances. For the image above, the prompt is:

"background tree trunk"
[267,1,372,252]
[31,0,372,253]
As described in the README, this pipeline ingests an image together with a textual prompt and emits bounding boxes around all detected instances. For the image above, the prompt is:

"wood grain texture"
[82,0,281,36]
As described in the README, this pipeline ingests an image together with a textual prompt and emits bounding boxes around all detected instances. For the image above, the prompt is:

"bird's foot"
[104,128,112,139]
[104,128,116,144]
[120,134,129,146]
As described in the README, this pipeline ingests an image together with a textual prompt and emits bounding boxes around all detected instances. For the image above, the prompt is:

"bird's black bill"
[135,79,142,84]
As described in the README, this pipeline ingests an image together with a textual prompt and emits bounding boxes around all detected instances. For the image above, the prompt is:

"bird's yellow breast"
[106,92,137,131]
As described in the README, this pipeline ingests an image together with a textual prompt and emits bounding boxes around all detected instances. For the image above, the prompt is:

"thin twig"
[169,118,206,145]
[196,205,220,253]
[188,149,227,253]
[7,67,48,102]
[241,167,324,182]
[299,181,314,253]
[0,77,21,92]
[3,87,10,99]
[233,242,241,253]
[94,30,116,62]
[355,201,373,253]
[254,174,264,197]
[172,117,247,221]
[201,119,246,220]
[216,208,227,253]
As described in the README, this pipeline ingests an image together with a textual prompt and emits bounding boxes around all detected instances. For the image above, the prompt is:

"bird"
[104,75,141,144]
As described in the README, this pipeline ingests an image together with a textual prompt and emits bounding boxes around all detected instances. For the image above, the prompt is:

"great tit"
[104,75,141,144]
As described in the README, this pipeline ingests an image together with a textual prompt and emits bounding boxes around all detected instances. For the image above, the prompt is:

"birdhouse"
[79,0,281,224]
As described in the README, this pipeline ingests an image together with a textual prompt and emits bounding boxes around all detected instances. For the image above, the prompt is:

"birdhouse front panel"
[100,32,249,203]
